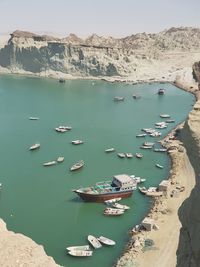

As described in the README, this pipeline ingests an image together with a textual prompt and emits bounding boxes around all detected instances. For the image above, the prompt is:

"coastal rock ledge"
[0,219,61,267]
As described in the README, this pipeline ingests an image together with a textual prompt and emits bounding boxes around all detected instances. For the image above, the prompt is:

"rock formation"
[0,219,61,267]
[1,27,200,79]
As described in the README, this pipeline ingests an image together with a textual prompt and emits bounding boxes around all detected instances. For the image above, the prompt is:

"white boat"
[139,186,157,194]
[149,131,162,137]
[135,153,143,159]
[70,160,84,171]
[58,126,72,130]
[126,153,133,158]
[130,175,146,184]
[71,140,84,145]
[57,156,64,163]
[68,250,93,257]
[104,207,124,216]
[140,145,153,149]
[0,183,2,188]
[136,133,147,137]
[114,96,125,101]
[160,114,170,118]
[87,235,102,249]
[97,236,116,246]
[112,202,130,210]
[29,117,39,120]
[156,164,164,169]
[55,127,68,133]
[117,153,126,158]
[154,148,167,152]
[165,119,175,123]
[143,142,154,146]
[105,148,115,153]
[104,198,122,204]
[66,245,90,251]
[29,143,40,150]
[43,161,57,166]
[155,124,167,129]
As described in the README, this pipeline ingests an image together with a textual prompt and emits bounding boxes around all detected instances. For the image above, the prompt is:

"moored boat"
[29,143,40,150]
[117,153,126,158]
[160,114,170,118]
[154,148,167,152]
[136,133,147,137]
[73,174,137,202]
[112,202,130,210]
[29,117,39,120]
[71,140,84,145]
[57,156,64,163]
[156,163,164,169]
[70,160,84,171]
[126,153,133,158]
[165,119,175,123]
[66,245,90,251]
[104,207,124,216]
[138,186,157,194]
[104,197,122,204]
[68,250,93,257]
[43,161,57,167]
[105,148,115,153]
[157,88,165,95]
[97,236,116,246]
[87,235,102,249]
[114,96,125,101]
[135,153,143,158]
[130,175,146,184]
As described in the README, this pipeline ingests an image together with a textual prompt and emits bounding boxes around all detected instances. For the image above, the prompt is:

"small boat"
[130,175,146,184]
[112,202,130,210]
[58,126,72,130]
[126,153,133,158]
[105,148,115,153]
[154,148,167,152]
[71,140,84,145]
[87,235,102,249]
[66,245,90,251]
[158,88,165,95]
[97,236,116,246]
[132,94,141,99]
[155,124,167,129]
[136,133,147,137]
[43,161,57,167]
[143,142,154,146]
[29,117,39,120]
[140,145,153,149]
[29,143,40,150]
[149,131,162,137]
[156,163,164,169]
[139,186,157,194]
[160,114,170,118]
[0,183,2,188]
[103,207,124,216]
[70,160,84,171]
[117,153,126,158]
[165,119,175,123]
[114,96,125,101]
[135,153,143,159]
[57,156,64,163]
[55,128,68,133]
[68,250,93,257]
[104,197,122,204]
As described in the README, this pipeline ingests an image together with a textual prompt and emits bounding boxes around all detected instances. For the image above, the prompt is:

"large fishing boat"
[73,174,137,202]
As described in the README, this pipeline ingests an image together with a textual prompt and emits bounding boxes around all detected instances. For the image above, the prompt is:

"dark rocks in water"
[59,78,65,83]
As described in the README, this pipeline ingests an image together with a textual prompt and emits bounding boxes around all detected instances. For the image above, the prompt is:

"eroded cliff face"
[0,219,61,267]
[1,28,200,79]
[176,98,200,266]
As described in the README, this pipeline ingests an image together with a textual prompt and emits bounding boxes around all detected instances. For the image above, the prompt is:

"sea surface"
[0,75,195,267]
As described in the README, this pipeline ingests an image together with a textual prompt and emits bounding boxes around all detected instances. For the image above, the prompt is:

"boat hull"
[74,190,133,202]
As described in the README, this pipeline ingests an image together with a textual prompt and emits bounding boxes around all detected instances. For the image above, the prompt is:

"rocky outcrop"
[0,219,61,267]
[176,98,200,267]
[1,27,200,79]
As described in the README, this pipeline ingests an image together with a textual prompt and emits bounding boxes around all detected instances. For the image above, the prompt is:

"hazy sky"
[1,0,200,37]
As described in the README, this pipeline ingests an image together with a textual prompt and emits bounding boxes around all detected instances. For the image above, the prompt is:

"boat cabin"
[111,174,136,190]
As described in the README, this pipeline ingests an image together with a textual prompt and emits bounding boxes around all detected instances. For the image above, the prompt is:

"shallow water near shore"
[0,75,194,267]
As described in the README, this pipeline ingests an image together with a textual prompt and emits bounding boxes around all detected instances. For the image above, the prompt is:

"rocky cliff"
[0,219,61,267]
[1,28,200,79]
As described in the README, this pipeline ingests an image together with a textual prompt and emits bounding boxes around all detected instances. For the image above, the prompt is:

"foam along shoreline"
[115,77,198,267]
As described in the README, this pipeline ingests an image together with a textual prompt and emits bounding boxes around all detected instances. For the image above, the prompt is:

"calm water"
[0,75,194,267]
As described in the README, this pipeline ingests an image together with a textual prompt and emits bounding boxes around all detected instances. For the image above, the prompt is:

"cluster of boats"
[103,198,130,216]
[105,148,143,159]
[67,235,116,257]
[43,157,64,167]
[55,125,72,133]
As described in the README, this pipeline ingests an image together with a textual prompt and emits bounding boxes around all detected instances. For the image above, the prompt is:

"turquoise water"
[0,75,194,267]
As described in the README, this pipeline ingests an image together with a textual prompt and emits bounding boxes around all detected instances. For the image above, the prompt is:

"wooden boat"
[29,117,39,120]
[97,236,116,246]
[43,161,57,167]
[158,88,165,95]
[70,160,84,171]
[156,163,164,169]
[117,153,126,158]
[66,245,90,251]
[135,153,143,159]
[105,148,115,153]
[68,250,93,257]
[126,153,133,158]
[160,114,170,118]
[71,140,84,145]
[57,156,64,163]
[104,207,124,216]
[114,96,125,101]
[87,235,102,249]
[73,174,137,202]
[112,202,130,210]
[29,143,40,150]
[104,197,122,204]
